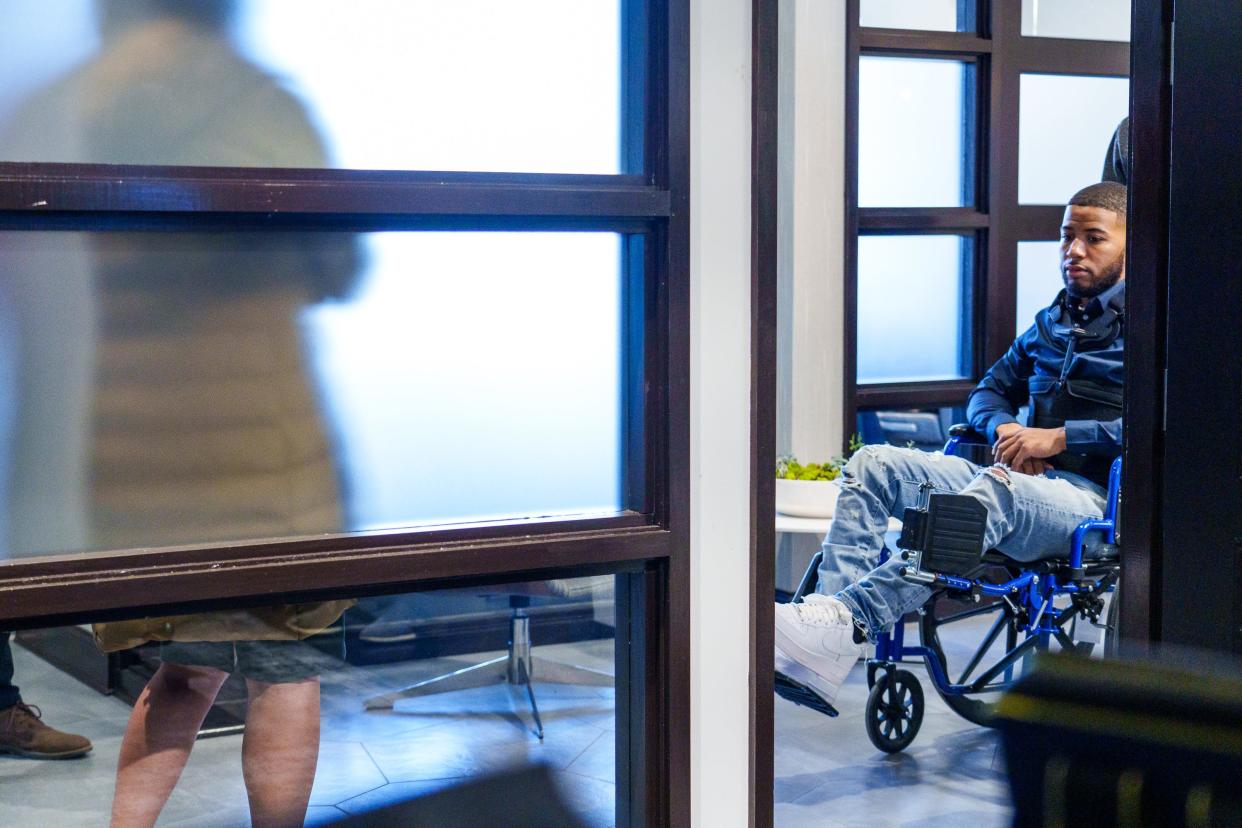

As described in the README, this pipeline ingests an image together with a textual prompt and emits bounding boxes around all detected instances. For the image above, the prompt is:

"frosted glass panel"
[1021,0,1131,42]
[860,0,959,31]
[1017,241,1063,332]
[857,235,967,383]
[859,57,968,207]
[1018,74,1129,205]
[0,0,623,173]
[0,231,625,559]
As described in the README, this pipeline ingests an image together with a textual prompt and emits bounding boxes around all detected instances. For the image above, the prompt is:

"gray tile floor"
[0,637,616,827]
[774,616,1014,828]
[1,621,1012,827]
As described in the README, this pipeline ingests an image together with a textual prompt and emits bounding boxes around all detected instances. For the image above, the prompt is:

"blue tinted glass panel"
[857,235,967,383]
[0,231,624,559]
[0,0,623,173]
[860,0,958,31]
[859,57,968,207]
[1017,241,1063,333]
[1021,0,1130,42]
[1018,73,1129,204]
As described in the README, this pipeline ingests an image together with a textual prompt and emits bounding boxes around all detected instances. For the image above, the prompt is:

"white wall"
[778,0,846,462]
[774,0,848,593]
[690,0,752,823]
[691,0,846,818]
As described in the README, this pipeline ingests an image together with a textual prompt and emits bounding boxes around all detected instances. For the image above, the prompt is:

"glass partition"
[0,0,624,173]
[0,230,629,560]
[1017,240,1063,332]
[858,57,972,208]
[856,234,971,383]
[1021,0,1131,43]
[0,574,620,826]
[1018,73,1130,205]
[859,0,960,32]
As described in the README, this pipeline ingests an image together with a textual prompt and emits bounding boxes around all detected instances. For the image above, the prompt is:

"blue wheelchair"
[780,425,1122,753]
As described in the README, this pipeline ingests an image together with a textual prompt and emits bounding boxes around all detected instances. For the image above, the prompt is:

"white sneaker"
[774,594,862,706]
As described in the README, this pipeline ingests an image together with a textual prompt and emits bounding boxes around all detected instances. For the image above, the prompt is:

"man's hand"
[992,423,1063,475]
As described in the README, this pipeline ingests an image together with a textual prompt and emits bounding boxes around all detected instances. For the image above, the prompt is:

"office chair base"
[364,610,614,740]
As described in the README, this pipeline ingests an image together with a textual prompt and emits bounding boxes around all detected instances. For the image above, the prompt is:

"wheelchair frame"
[785,429,1122,753]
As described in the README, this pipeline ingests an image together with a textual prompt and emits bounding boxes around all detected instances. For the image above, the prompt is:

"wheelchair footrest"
[774,672,840,718]
[899,493,989,578]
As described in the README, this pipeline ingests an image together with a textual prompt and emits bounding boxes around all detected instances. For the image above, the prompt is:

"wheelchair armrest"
[946,423,987,442]
[944,424,990,460]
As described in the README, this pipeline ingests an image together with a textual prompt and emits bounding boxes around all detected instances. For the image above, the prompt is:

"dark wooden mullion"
[1013,38,1129,77]
[750,0,778,823]
[1009,205,1069,240]
[0,522,672,628]
[858,208,987,230]
[0,212,661,235]
[855,380,978,408]
[0,162,651,187]
[0,171,671,218]
[659,0,692,820]
[0,511,653,585]
[982,0,1021,373]
[859,29,991,55]
[1118,0,1173,649]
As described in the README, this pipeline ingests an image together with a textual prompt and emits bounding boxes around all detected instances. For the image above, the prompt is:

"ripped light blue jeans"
[818,445,1109,641]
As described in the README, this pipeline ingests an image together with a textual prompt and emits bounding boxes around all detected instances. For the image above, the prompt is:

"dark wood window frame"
[843,0,1130,433]
[0,1,690,825]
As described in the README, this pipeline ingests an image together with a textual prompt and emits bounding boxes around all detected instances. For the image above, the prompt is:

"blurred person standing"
[0,1,359,823]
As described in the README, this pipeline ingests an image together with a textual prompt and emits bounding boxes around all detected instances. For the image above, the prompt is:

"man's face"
[1060,205,1126,300]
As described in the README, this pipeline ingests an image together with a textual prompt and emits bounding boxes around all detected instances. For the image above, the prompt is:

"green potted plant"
[774,436,864,518]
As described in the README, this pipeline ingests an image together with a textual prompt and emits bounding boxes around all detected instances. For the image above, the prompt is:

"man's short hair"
[1068,182,1128,223]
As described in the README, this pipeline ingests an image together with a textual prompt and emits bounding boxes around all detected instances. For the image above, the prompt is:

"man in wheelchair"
[775,182,1127,718]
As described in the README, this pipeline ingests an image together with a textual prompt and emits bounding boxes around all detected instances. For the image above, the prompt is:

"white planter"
[775,478,841,518]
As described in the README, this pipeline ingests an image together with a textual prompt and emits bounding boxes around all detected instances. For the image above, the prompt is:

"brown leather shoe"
[0,702,92,759]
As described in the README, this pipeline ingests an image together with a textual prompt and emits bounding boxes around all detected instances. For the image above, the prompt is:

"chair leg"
[364,605,616,732]
[525,657,614,687]
[364,655,509,710]
[515,657,544,740]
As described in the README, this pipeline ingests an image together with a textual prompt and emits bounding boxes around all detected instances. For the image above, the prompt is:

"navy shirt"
[967,280,1124,455]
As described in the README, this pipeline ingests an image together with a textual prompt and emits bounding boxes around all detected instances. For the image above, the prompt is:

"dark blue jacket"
[967,281,1124,485]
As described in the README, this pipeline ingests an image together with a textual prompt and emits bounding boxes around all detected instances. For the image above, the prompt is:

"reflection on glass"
[1018,73,1130,205]
[859,0,959,32]
[0,231,624,559]
[1021,0,1131,42]
[0,0,622,173]
[1017,241,1063,332]
[857,235,968,383]
[859,57,968,207]
[3,575,619,826]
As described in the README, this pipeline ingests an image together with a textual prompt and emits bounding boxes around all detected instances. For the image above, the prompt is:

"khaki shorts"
[159,639,322,683]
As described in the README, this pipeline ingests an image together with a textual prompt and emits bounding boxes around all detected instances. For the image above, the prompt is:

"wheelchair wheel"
[864,669,924,753]
[918,590,1030,727]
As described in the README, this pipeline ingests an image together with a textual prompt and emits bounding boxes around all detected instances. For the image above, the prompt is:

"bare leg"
[242,676,321,828]
[110,663,229,828]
